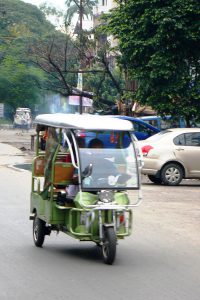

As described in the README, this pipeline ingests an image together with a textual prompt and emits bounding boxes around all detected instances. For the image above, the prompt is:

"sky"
[22,0,66,10]
[22,0,93,29]
[22,0,66,29]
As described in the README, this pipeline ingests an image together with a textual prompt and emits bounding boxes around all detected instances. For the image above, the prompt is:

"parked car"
[114,116,160,140]
[139,128,200,185]
[77,115,160,148]
[139,115,186,130]
[140,115,199,130]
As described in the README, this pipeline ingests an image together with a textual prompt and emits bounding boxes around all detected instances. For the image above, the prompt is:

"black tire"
[148,175,162,185]
[161,163,183,186]
[102,227,117,265]
[33,215,46,247]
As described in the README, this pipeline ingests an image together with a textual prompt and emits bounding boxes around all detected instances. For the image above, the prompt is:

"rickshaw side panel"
[52,202,67,224]
[33,156,45,177]
[53,162,74,186]
[31,192,67,224]
[30,192,45,219]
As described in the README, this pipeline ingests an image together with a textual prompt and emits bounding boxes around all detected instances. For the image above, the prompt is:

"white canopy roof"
[35,113,133,131]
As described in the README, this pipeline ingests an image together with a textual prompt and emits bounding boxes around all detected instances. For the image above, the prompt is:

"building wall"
[93,0,116,24]
[93,0,117,47]
[94,0,116,15]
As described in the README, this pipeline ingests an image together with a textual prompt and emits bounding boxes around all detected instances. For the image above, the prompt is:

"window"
[133,123,152,134]
[174,132,200,146]
[185,133,200,146]
[174,134,185,145]
[80,130,139,190]
[102,0,107,5]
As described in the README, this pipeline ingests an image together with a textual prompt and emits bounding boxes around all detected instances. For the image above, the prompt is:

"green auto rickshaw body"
[30,113,142,264]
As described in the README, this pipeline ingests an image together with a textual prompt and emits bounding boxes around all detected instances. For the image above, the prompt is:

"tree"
[30,33,79,96]
[65,0,97,27]
[0,0,56,116]
[105,0,200,125]
[0,55,44,117]
[28,0,127,113]
[29,31,124,108]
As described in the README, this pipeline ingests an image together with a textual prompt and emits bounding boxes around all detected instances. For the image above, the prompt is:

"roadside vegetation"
[0,0,199,125]
[104,0,200,125]
[0,0,56,118]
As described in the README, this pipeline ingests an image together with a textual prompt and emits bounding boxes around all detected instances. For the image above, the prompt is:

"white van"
[13,107,32,129]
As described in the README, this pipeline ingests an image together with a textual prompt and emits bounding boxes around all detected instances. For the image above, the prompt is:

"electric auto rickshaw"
[30,113,142,264]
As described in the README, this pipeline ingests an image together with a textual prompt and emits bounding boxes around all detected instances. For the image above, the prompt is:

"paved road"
[0,142,199,300]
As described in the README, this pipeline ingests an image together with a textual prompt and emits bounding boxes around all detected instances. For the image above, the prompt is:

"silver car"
[139,128,200,185]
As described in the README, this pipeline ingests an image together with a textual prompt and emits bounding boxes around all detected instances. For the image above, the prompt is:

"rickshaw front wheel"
[33,215,46,247]
[102,227,116,265]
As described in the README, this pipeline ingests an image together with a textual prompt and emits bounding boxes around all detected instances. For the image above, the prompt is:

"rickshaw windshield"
[78,130,139,190]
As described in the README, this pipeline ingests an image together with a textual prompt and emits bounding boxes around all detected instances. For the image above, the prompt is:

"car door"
[173,132,200,177]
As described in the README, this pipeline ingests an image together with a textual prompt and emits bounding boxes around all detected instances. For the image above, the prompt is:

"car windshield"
[78,130,139,190]
[145,130,172,142]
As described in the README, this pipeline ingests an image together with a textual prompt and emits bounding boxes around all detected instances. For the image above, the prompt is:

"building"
[92,0,118,72]
[93,0,117,47]
[93,0,116,18]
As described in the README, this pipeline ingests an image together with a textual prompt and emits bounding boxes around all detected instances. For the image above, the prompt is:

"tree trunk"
[185,116,191,128]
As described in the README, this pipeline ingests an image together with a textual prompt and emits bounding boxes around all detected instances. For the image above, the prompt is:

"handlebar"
[78,192,143,210]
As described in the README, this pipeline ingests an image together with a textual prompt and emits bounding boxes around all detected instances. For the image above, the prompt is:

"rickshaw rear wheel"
[33,215,46,247]
[102,227,116,265]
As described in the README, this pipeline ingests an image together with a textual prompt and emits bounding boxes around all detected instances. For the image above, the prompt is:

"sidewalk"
[0,143,26,165]
[0,128,35,164]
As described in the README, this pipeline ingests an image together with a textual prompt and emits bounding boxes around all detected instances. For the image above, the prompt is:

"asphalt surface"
[0,129,199,300]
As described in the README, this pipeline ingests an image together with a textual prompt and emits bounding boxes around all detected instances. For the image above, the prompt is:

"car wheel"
[148,175,162,185]
[161,163,183,186]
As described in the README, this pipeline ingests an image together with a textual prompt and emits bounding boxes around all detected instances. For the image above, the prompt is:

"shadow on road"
[13,163,32,171]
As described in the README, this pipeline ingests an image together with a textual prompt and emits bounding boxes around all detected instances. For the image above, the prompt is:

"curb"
[0,124,13,130]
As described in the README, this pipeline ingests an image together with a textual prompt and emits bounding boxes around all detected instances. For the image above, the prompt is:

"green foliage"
[0,0,56,115]
[0,118,12,125]
[105,0,200,122]
[0,0,53,35]
[0,55,44,116]
[84,66,124,108]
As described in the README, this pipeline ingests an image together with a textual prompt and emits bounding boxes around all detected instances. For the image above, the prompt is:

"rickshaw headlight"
[99,190,114,203]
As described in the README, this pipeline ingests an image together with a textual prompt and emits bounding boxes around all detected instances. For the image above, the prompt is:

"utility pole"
[79,0,83,114]
[70,0,84,114]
